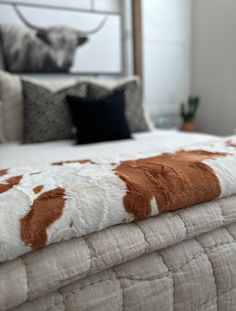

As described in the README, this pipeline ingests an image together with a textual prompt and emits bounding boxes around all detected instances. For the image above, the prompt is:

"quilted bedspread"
[1,137,236,310]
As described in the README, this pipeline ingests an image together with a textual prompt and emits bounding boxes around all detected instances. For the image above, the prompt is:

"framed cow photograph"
[0,1,123,74]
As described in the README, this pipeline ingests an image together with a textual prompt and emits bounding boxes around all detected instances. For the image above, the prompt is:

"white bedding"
[0,130,218,168]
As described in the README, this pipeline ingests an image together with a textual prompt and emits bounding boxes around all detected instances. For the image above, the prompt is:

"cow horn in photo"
[13,4,46,32]
[78,16,108,36]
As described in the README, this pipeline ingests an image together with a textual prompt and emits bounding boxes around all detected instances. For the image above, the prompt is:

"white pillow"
[0,71,23,141]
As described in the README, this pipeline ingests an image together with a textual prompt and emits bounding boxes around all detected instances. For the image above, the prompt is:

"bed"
[1,71,236,311]
[1,129,236,311]
[0,130,218,167]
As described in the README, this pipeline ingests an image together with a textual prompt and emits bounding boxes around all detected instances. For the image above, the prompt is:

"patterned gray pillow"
[88,77,152,133]
[22,80,87,143]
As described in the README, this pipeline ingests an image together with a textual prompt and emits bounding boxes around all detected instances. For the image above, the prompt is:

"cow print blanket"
[1,137,236,262]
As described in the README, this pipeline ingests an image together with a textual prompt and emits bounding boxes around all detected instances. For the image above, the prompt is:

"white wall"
[142,0,192,116]
[192,0,236,135]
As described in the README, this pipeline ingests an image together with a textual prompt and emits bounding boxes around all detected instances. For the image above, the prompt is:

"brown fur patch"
[0,169,8,177]
[0,175,22,194]
[33,185,44,194]
[226,140,236,148]
[21,187,66,249]
[115,150,227,221]
[52,159,94,166]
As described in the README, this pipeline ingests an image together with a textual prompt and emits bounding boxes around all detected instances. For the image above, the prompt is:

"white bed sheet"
[0,130,218,168]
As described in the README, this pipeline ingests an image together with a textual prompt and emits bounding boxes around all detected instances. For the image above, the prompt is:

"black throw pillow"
[67,90,132,144]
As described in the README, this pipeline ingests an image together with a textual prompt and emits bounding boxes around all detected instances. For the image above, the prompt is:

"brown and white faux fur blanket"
[1,137,236,263]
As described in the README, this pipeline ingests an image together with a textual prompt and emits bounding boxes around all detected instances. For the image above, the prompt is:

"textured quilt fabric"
[1,137,236,310]
[1,195,236,310]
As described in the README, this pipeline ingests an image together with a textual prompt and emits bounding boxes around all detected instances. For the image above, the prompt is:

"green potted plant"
[180,96,200,132]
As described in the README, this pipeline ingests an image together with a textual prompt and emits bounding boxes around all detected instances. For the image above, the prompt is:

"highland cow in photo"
[0,5,107,73]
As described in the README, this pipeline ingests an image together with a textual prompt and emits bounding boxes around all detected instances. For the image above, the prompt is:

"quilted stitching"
[11,225,236,311]
[2,195,236,311]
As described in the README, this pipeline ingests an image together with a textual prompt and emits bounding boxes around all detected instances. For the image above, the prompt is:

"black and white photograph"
[0,1,122,73]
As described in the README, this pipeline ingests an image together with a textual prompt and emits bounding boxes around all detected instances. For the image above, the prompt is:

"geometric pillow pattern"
[22,80,87,143]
